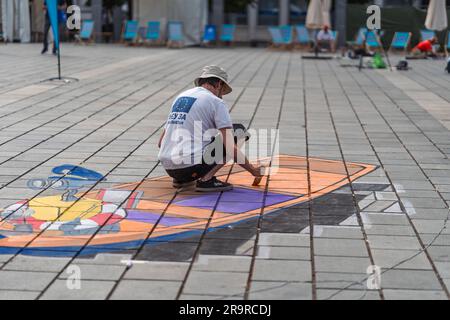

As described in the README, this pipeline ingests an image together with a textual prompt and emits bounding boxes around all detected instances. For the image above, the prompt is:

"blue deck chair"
[365,30,382,50]
[123,20,138,43]
[390,31,411,53]
[220,24,236,42]
[145,21,161,43]
[421,29,436,41]
[347,27,367,47]
[280,25,293,45]
[168,21,184,47]
[79,20,94,43]
[331,30,338,42]
[295,24,310,46]
[268,27,284,47]
[203,24,217,43]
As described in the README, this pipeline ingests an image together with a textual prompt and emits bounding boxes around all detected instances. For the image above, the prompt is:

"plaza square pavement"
[0,43,450,300]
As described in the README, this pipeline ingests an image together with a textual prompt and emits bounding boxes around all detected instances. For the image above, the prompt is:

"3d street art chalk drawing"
[0,155,376,256]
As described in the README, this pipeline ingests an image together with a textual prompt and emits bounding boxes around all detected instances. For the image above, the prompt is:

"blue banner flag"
[45,0,59,49]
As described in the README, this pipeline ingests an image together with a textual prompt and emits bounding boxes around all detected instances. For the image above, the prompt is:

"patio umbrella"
[306,0,323,29]
[321,0,332,28]
[425,0,448,31]
[306,0,332,30]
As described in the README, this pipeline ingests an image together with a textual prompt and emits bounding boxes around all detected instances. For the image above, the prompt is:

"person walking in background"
[42,0,67,55]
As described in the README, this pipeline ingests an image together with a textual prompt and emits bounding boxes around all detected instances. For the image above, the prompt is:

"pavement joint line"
[31,49,264,300]
[303,57,318,301]
[1,49,246,276]
[323,59,450,300]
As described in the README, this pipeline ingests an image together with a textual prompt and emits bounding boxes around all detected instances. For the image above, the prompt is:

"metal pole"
[57,46,61,79]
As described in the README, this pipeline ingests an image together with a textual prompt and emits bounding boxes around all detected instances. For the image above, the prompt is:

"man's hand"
[250,164,265,177]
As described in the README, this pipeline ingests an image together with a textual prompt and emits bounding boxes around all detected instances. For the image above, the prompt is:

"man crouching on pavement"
[158,65,263,192]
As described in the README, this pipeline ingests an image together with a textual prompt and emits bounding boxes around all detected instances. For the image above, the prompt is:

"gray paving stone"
[40,280,116,300]
[380,269,442,290]
[110,280,181,300]
[383,289,448,300]
[4,256,71,272]
[252,260,311,282]
[315,256,372,273]
[0,290,40,300]
[124,262,189,280]
[183,271,248,296]
[59,264,127,281]
[317,289,380,300]
[313,238,368,257]
[248,281,312,300]
[0,271,56,291]
[192,255,252,272]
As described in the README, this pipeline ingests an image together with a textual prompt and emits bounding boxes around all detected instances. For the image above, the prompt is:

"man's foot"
[41,48,48,54]
[172,179,195,189]
[196,177,233,192]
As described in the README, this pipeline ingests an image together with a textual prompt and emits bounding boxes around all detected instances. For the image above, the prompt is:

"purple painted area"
[126,211,194,226]
[173,188,298,214]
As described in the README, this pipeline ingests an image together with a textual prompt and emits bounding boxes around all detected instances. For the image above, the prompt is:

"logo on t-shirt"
[167,97,197,125]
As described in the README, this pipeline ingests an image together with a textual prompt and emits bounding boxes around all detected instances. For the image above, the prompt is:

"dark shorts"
[166,162,217,183]
[165,123,250,183]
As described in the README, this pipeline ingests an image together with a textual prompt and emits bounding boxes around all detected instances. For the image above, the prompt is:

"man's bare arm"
[219,128,262,177]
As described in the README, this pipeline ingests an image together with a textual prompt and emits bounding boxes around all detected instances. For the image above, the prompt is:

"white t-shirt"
[317,30,334,41]
[158,87,233,170]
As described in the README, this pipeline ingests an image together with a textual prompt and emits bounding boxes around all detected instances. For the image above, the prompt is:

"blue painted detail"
[51,165,104,181]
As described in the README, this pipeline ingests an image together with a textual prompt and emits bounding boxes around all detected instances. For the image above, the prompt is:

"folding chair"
[421,29,436,41]
[167,21,184,48]
[280,25,293,48]
[220,24,236,44]
[295,24,310,49]
[77,20,95,44]
[122,20,139,45]
[268,27,284,49]
[202,24,217,46]
[145,21,161,45]
[389,31,411,54]
[365,30,383,51]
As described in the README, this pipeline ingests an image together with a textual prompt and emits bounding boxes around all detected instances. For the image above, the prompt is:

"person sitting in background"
[316,25,336,53]
[411,37,438,58]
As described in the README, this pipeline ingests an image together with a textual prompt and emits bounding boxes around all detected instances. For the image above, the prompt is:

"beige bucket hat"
[194,65,233,95]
